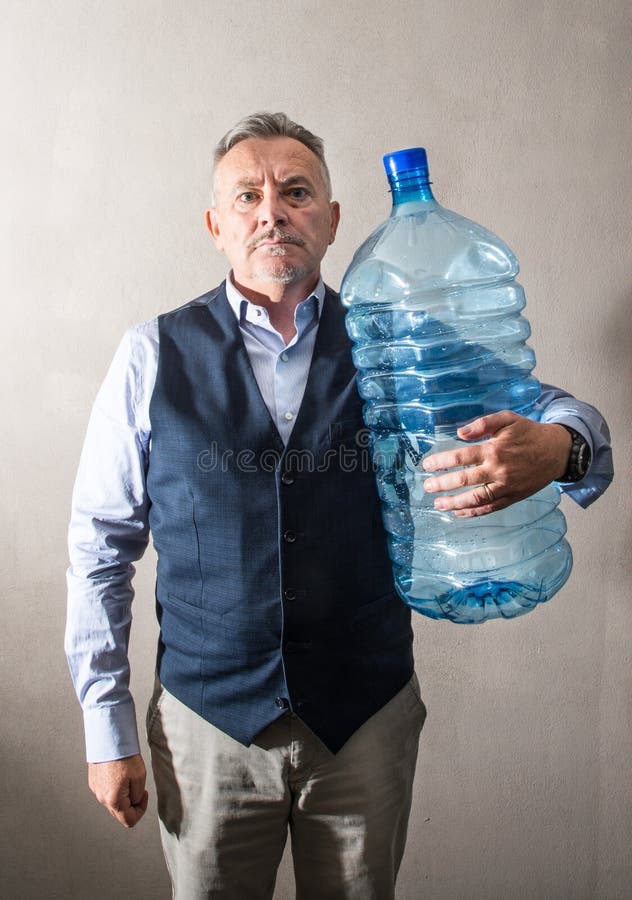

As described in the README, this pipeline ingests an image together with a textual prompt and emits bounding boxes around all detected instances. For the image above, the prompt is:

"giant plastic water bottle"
[341,148,572,623]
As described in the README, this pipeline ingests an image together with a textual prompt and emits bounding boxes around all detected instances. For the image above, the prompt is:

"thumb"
[457,410,518,441]
[129,764,147,807]
[130,776,147,807]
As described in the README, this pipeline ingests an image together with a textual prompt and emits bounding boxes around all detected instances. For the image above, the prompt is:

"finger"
[433,489,492,512]
[433,483,504,513]
[422,446,484,474]
[125,789,148,827]
[452,493,511,516]
[457,410,518,441]
[111,797,148,828]
[424,467,487,495]
[129,770,147,806]
[110,788,149,829]
[454,506,494,518]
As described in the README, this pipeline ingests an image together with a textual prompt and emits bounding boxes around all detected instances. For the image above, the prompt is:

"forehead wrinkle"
[214,173,261,204]
[213,138,329,204]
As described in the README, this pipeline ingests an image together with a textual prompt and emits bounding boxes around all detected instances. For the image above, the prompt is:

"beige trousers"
[147,676,426,900]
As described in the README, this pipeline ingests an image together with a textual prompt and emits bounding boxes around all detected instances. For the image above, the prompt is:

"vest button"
[284,589,297,602]
[281,472,295,485]
[275,696,289,709]
[283,530,297,543]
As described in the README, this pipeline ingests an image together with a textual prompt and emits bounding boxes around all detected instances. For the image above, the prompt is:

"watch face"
[577,441,591,477]
[563,427,591,482]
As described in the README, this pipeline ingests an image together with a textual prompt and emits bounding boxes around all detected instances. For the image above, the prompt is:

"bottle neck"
[388,172,436,213]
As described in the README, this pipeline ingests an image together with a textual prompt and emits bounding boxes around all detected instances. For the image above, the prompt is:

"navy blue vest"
[147,283,413,753]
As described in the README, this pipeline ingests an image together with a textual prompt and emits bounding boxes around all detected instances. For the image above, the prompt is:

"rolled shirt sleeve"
[538,383,614,508]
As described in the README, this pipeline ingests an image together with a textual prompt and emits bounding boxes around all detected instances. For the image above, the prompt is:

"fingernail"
[460,424,472,436]
[425,478,436,492]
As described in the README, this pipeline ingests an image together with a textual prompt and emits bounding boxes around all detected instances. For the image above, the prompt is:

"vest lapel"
[202,283,285,447]
[288,287,358,452]
[204,283,355,455]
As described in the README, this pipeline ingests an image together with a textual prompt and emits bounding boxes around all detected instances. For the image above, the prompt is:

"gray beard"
[253,267,309,284]
[252,254,310,285]
[249,232,309,284]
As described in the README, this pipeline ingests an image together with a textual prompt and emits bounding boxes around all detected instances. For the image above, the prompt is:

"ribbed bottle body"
[341,167,572,623]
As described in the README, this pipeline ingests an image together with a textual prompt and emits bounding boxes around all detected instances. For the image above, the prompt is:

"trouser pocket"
[146,677,166,743]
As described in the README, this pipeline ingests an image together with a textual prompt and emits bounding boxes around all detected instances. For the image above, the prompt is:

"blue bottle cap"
[383,147,429,179]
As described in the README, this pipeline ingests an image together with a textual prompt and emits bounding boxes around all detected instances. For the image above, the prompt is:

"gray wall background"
[2,1,630,898]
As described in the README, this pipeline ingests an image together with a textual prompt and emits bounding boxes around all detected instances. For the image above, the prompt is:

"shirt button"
[284,411,294,421]
[255,308,262,316]
[280,352,289,362]
[284,589,297,601]
[275,697,289,709]
[283,530,297,543]
[281,472,295,485]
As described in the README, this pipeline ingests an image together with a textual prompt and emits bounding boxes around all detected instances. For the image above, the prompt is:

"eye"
[238,191,257,203]
[288,187,309,200]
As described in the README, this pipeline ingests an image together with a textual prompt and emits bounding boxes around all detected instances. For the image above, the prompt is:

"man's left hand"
[422,411,572,517]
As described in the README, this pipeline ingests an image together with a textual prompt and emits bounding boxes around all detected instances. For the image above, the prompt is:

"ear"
[205,208,224,251]
[328,201,341,245]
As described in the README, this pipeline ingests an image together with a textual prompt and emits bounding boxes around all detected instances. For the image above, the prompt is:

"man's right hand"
[88,753,148,828]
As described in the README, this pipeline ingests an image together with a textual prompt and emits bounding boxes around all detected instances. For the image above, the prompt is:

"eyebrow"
[231,175,313,195]
[232,179,260,193]
[279,176,313,188]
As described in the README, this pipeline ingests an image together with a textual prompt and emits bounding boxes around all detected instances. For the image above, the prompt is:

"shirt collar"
[224,272,325,330]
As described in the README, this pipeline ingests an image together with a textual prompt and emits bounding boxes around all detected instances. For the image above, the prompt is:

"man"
[66,112,612,899]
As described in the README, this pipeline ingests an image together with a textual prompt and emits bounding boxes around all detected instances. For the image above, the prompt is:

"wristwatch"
[560,426,591,482]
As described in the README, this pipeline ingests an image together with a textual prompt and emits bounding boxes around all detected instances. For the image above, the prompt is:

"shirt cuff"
[83,698,140,763]
[540,413,603,508]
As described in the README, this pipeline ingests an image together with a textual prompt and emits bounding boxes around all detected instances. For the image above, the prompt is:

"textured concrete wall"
[2,1,630,897]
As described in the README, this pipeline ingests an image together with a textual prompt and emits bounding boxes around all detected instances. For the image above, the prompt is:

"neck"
[231,273,320,344]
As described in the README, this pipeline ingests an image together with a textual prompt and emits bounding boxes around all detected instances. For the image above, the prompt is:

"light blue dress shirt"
[65,276,613,762]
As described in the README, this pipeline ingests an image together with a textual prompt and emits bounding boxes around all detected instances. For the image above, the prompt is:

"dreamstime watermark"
[196,428,406,475]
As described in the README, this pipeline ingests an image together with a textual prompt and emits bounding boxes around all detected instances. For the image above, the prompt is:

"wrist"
[558,425,592,482]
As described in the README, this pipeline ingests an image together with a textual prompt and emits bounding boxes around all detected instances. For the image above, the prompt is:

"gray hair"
[212,111,332,202]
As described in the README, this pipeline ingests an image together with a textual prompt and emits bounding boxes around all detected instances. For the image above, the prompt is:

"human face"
[206,137,340,296]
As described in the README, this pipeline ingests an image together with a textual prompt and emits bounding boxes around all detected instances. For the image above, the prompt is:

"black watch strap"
[560,426,591,482]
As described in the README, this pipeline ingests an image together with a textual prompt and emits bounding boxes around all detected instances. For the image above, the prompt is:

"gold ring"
[483,483,495,503]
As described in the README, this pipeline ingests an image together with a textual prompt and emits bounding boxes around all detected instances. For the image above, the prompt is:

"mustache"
[247,228,306,251]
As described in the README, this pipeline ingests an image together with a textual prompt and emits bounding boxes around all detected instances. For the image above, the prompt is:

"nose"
[258,190,288,228]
